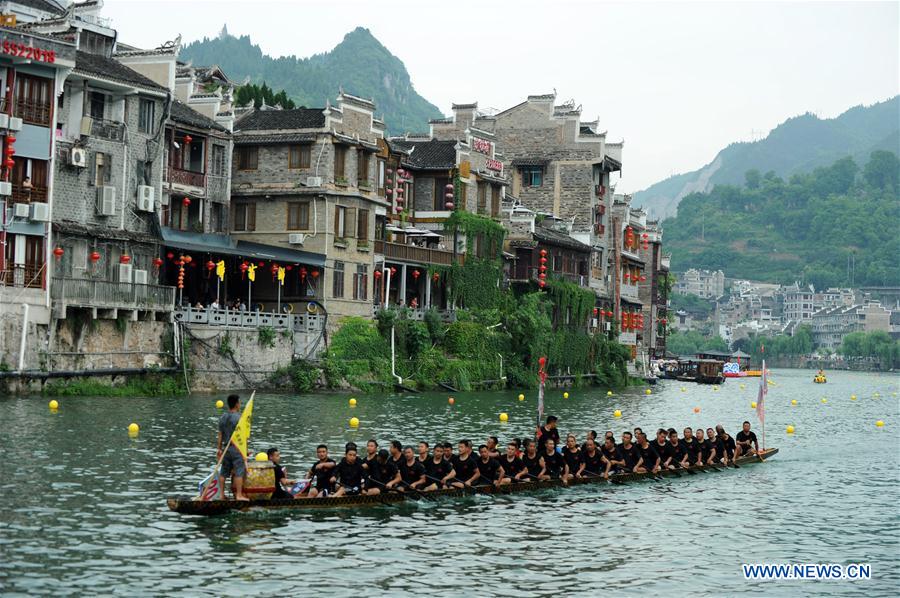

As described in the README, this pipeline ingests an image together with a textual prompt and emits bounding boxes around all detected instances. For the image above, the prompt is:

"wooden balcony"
[14,98,51,127]
[10,184,48,204]
[51,277,176,313]
[0,264,44,289]
[174,306,326,332]
[374,240,460,266]
[90,118,126,141]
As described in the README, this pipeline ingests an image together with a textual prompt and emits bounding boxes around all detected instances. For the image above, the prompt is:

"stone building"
[782,282,815,323]
[675,268,725,299]
[636,216,669,358]
[230,91,390,326]
[478,93,623,298]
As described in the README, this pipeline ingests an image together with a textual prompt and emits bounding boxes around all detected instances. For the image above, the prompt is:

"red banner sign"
[472,137,492,155]
[2,40,56,63]
[486,158,502,172]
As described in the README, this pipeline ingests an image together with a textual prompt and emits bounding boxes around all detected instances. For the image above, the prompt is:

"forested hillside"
[664,151,900,288]
[181,27,442,133]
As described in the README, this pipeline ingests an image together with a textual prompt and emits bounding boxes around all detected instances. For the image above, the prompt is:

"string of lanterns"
[538,249,548,289]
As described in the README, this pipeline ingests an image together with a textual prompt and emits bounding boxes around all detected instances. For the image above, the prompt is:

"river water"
[1,369,898,596]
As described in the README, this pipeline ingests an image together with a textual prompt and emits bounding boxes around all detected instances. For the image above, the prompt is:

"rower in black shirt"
[451,440,480,487]
[388,440,404,470]
[579,438,604,477]
[600,436,624,479]
[398,447,427,492]
[501,441,526,482]
[682,427,701,466]
[365,449,401,495]
[417,441,430,465]
[267,447,296,499]
[332,446,366,497]
[307,444,336,497]
[424,445,454,490]
[537,415,561,452]
[362,439,379,471]
[619,432,643,473]
[635,432,660,473]
[475,445,506,488]
[695,428,717,465]
[485,436,501,459]
[542,439,569,482]
[580,430,599,453]
[654,429,675,470]
[521,439,546,480]
[668,428,688,468]
[735,421,759,458]
[442,442,454,463]
[715,425,736,465]
[562,434,581,482]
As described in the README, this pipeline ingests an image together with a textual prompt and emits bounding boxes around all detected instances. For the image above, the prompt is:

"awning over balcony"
[160,228,325,266]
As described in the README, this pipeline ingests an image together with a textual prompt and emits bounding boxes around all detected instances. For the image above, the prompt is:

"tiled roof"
[169,100,229,133]
[392,139,457,170]
[234,132,318,145]
[235,108,326,131]
[533,226,591,252]
[511,158,549,167]
[74,51,168,92]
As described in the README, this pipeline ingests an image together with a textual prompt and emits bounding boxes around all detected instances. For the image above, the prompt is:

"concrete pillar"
[399,264,407,305]
[425,273,432,308]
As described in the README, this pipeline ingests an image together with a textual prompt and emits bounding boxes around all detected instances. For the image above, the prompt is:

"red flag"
[756,360,767,448]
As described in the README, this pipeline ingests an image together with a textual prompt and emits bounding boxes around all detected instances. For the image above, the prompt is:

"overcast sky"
[103,0,898,192]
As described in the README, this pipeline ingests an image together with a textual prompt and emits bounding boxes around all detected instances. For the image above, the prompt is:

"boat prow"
[167,448,779,516]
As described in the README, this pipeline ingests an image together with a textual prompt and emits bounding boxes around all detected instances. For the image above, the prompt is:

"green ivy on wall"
[545,278,595,328]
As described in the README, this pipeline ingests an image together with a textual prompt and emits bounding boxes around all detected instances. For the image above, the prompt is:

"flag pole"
[197,390,256,500]
[536,356,547,440]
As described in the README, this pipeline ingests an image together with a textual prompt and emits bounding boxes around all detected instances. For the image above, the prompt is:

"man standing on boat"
[216,395,249,501]
[537,415,560,452]
[735,421,759,458]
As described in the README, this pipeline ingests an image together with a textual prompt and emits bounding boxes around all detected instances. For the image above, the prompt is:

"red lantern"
[52,246,64,260]
[206,260,215,271]
[183,255,192,264]
[184,134,193,145]
[182,197,191,207]
[538,280,546,289]
[540,249,547,257]
[6,134,15,144]
[432,272,440,282]
[4,157,13,169]
[90,251,101,263]
[538,356,546,367]
[661,318,667,325]
[593,308,599,316]
[538,272,546,280]
[445,202,454,209]
[5,145,15,156]
[390,267,397,276]
[258,261,264,267]
[374,270,382,279]
[624,273,630,280]
[311,270,320,278]
[412,269,420,280]
[119,254,131,264]
[286,265,293,271]
[153,257,163,269]
[445,183,454,191]
[640,275,646,282]
[166,252,174,259]
[271,263,279,274]
[240,262,249,272]
[539,257,547,264]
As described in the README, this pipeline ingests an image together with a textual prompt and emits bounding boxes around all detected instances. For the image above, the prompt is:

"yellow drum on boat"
[813,376,826,384]
[245,461,276,500]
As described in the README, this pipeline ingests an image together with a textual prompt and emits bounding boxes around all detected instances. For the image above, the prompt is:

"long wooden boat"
[167,448,778,516]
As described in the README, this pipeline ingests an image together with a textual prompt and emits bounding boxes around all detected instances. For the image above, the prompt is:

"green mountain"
[180,26,442,134]
[635,96,900,218]
[663,151,900,288]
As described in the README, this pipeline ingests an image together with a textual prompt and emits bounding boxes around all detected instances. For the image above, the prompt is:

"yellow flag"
[216,260,225,281]
[247,263,256,282]
[277,266,285,285]
[229,396,254,459]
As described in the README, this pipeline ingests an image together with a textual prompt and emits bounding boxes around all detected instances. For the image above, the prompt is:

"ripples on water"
[1,369,898,596]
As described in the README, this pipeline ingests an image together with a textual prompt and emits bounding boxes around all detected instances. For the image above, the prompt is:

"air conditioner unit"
[0,181,10,196]
[69,147,87,168]
[0,114,8,129]
[591,318,598,328]
[118,263,133,283]
[306,176,323,187]
[288,233,306,245]
[80,116,93,137]
[133,269,148,285]
[29,202,49,222]
[97,186,116,216]
[604,322,612,331]
[137,185,155,212]
[13,203,29,218]
[8,116,22,131]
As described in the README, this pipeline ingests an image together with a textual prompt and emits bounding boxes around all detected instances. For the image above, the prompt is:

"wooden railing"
[374,240,459,265]
[14,98,51,127]
[0,264,44,289]
[169,167,205,188]
[10,184,48,204]
[51,277,176,311]
[90,118,126,141]
[510,266,588,287]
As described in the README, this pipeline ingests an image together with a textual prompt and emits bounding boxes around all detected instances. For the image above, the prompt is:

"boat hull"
[167,448,779,516]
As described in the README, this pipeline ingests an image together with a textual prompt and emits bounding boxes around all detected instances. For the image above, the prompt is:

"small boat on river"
[167,448,778,516]
[674,359,726,385]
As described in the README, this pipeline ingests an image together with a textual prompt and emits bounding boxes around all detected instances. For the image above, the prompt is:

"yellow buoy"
[563,392,569,399]
[693,407,701,414]
[713,385,719,391]
[499,412,509,422]
[255,452,268,461]
[349,398,357,407]
[448,397,455,405]
[349,417,360,428]
[739,384,746,389]
[215,399,224,409]
[850,395,857,400]
[786,425,795,434]
[607,390,613,396]
[821,398,827,404]
[791,399,798,406]
[48,399,59,410]
[680,387,686,392]
[128,423,140,434]
[876,420,885,428]
[613,409,622,418]
[751,401,757,408]
[518,394,525,401]
[645,389,652,395]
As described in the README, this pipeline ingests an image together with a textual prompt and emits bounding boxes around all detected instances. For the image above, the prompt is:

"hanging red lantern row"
[4,134,15,171]
[177,258,185,289]
[53,247,64,260]
[538,248,548,289]
[621,313,629,331]
[444,182,454,210]
[625,226,634,249]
